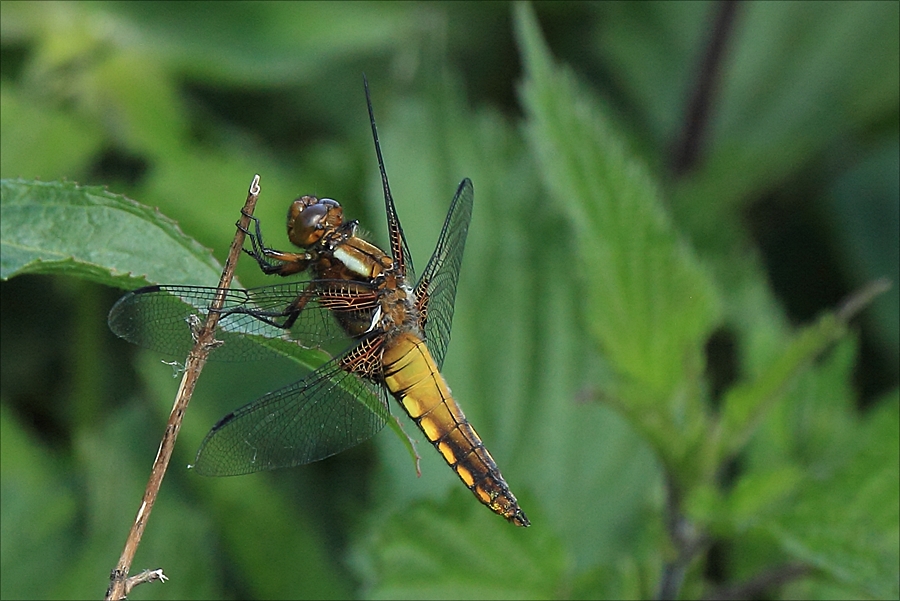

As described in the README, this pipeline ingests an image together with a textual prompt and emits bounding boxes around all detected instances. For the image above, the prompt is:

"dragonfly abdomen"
[382,332,529,527]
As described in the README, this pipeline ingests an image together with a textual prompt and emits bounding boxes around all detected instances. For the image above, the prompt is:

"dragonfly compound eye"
[288,196,344,248]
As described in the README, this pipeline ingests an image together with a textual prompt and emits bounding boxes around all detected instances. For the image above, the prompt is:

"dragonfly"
[108,79,529,527]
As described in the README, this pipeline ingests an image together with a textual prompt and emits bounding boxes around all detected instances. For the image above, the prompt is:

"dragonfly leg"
[235,207,255,234]
[210,281,317,331]
[212,305,298,330]
[278,283,318,329]
[239,213,313,276]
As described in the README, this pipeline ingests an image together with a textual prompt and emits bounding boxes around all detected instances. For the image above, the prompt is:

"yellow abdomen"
[381,332,529,526]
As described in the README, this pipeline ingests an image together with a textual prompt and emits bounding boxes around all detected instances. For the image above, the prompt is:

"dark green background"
[1,2,897,599]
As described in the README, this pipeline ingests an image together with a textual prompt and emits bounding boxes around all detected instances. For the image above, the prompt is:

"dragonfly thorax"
[287,196,344,248]
[375,276,420,340]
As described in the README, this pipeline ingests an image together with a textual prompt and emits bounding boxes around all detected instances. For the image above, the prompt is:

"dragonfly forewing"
[108,283,364,362]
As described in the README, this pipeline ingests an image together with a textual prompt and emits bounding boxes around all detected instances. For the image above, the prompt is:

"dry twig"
[105,175,261,600]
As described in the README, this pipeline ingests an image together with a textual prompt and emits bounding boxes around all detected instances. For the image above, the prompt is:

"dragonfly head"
[287,196,344,248]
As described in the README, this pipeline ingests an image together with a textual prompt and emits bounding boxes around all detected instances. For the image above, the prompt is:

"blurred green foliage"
[1,2,897,600]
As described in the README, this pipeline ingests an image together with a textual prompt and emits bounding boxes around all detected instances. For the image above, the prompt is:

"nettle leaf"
[515,4,721,478]
[670,1,900,244]
[696,1,899,207]
[765,396,900,599]
[356,489,565,600]
[0,84,106,181]
[0,179,221,287]
[718,311,849,460]
[719,279,890,464]
[686,465,804,538]
[697,338,860,537]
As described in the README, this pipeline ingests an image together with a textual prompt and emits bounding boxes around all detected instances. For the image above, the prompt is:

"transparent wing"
[108,281,376,362]
[191,354,390,475]
[364,76,415,283]
[414,178,474,368]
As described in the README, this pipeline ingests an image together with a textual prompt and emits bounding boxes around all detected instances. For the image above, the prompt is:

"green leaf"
[198,475,352,599]
[722,335,886,589]
[0,179,222,287]
[98,2,418,85]
[591,2,711,144]
[724,465,803,533]
[355,490,566,600]
[0,83,105,180]
[84,50,186,159]
[765,394,900,599]
[515,3,721,482]
[719,280,888,462]
[744,334,860,475]
[674,1,900,213]
[718,312,844,459]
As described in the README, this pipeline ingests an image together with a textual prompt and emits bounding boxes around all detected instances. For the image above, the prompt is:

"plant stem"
[104,175,261,600]
[657,477,708,600]
[671,0,741,175]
